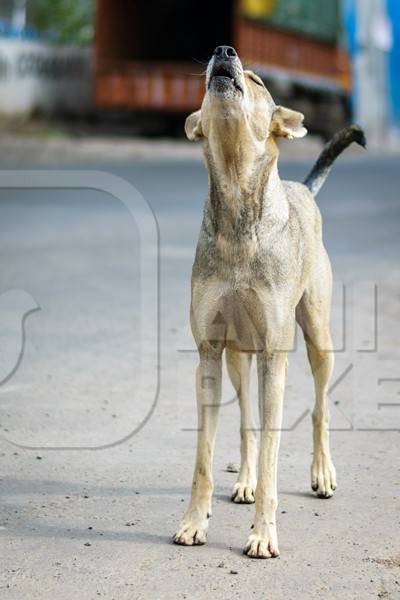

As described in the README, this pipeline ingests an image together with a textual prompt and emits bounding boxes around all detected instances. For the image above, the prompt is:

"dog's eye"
[248,74,265,88]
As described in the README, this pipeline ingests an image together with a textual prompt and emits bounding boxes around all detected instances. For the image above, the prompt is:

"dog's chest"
[191,257,297,353]
[212,236,295,289]
[191,203,309,351]
[192,274,294,352]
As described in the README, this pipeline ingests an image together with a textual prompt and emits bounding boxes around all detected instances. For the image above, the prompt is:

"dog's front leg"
[174,346,222,546]
[244,351,286,558]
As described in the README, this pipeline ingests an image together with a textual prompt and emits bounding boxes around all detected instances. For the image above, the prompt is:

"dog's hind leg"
[173,345,222,546]
[226,349,257,504]
[296,252,337,499]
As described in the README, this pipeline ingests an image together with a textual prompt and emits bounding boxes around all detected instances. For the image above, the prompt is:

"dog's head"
[185,46,307,146]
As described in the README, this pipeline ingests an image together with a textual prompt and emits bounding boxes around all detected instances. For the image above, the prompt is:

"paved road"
[0,153,399,599]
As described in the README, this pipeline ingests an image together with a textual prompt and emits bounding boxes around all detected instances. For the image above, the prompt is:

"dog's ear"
[185,110,203,141]
[270,106,307,140]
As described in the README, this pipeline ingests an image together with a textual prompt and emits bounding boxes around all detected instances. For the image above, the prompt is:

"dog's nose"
[213,45,237,60]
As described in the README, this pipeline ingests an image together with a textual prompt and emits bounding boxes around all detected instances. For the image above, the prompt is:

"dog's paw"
[243,533,279,559]
[311,455,337,498]
[231,481,255,504]
[173,519,208,546]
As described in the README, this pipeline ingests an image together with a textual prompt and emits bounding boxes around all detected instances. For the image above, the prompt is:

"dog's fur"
[173,47,365,558]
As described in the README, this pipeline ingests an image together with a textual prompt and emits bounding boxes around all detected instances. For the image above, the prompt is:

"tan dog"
[173,45,365,558]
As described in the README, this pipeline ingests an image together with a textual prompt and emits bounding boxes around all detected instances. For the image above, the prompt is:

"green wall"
[243,0,341,42]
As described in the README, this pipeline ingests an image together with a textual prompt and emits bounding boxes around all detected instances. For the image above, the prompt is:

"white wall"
[0,38,93,115]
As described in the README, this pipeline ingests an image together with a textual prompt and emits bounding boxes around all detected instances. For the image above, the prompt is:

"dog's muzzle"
[207,46,244,96]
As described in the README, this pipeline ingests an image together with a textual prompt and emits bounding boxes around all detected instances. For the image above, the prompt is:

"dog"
[173,45,366,558]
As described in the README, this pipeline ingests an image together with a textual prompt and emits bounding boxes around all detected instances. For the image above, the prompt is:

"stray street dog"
[173,46,366,558]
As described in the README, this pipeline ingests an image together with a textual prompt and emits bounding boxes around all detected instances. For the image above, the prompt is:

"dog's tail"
[303,125,367,196]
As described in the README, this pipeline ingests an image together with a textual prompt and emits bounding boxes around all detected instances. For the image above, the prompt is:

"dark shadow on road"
[0,477,324,503]
[281,490,319,500]
[0,518,230,552]
[0,477,191,498]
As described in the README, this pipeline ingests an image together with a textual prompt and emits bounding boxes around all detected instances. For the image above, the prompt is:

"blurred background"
[0,0,399,143]
[1,3,400,599]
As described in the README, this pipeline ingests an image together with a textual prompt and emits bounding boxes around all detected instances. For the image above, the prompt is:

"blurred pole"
[354,0,393,144]
[12,0,27,34]
[386,0,400,139]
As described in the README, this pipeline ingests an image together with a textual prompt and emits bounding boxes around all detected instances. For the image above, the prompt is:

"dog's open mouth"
[208,62,243,94]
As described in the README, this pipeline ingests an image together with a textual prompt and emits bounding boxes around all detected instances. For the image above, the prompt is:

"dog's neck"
[203,124,288,244]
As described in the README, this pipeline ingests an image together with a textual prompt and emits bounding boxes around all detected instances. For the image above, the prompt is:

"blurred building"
[1,0,398,141]
[0,0,92,116]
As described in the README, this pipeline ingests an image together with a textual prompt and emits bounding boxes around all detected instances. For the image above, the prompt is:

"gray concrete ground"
[0,141,399,599]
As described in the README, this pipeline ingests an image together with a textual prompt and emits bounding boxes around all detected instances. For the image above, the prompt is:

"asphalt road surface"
[0,151,399,599]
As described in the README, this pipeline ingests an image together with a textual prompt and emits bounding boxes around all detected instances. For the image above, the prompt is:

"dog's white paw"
[243,532,279,559]
[311,455,337,498]
[231,481,255,504]
[173,516,208,546]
